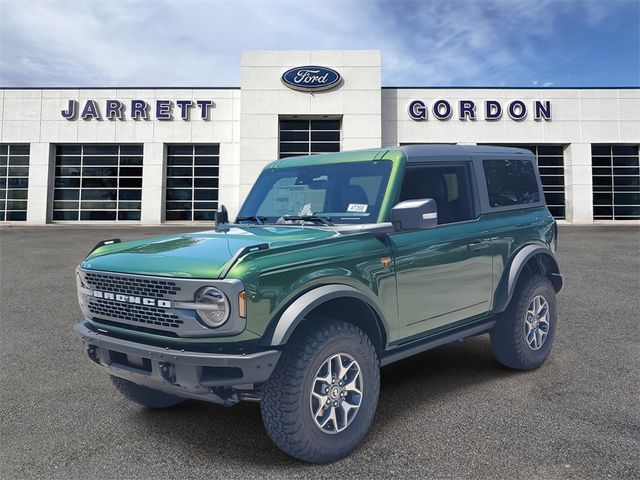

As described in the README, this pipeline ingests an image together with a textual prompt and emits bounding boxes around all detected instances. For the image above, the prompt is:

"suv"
[74,145,563,463]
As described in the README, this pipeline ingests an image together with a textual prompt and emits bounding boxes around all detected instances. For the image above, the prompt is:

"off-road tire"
[491,275,557,370]
[260,320,380,463]
[111,376,185,409]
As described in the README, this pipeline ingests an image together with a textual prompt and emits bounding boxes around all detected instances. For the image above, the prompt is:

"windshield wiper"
[236,215,267,225]
[281,215,334,226]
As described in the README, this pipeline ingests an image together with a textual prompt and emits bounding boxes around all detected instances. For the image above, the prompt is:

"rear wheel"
[110,376,185,409]
[491,275,557,370]
[260,320,380,463]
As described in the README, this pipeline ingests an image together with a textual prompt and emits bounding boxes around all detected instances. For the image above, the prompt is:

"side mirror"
[214,204,229,226]
[391,198,438,231]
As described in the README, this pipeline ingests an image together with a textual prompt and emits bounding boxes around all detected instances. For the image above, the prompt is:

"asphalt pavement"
[1,225,639,479]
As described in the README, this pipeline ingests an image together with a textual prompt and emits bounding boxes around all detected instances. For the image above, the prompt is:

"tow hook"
[87,345,99,364]
[159,362,176,384]
[211,386,240,406]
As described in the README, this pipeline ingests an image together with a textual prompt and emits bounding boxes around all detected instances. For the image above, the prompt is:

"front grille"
[84,272,181,298]
[78,268,243,337]
[88,298,183,329]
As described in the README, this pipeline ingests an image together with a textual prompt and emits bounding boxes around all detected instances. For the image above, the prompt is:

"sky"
[0,0,638,88]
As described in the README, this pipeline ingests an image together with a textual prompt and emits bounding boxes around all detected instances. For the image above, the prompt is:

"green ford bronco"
[75,145,563,463]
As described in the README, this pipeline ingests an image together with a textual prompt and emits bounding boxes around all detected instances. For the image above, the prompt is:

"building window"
[165,145,219,221]
[592,145,640,220]
[279,119,341,159]
[0,144,29,221]
[522,145,565,219]
[479,144,565,219]
[53,145,143,221]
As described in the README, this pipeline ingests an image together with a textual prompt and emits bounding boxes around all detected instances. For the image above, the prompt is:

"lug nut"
[334,401,338,407]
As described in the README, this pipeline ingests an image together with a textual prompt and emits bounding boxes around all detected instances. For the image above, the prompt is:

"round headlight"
[195,287,230,327]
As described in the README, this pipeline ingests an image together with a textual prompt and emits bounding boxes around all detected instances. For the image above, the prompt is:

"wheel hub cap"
[330,386,340,399]
[310,353,363,434]
[524,295,550,351]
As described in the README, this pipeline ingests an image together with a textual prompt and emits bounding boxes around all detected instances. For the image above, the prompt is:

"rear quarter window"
[483,159,541,207]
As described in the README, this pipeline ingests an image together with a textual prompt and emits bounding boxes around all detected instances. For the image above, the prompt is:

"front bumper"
[74,322,281,404]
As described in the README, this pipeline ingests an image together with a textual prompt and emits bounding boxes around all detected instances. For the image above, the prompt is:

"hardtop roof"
[268,144,532,169]
[397,144,532,157]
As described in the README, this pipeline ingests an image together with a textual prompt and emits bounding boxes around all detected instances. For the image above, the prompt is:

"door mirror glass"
[391,198,438,231]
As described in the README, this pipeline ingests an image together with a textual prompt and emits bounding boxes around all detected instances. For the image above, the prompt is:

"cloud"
[1,0,384,86]
[0,0,635,87]
[370,0,627,86]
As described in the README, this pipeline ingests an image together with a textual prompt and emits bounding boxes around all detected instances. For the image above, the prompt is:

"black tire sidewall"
[492,276,558,370]
[517,280,557,365]
[261,321,380,463]
[297,334,379,454]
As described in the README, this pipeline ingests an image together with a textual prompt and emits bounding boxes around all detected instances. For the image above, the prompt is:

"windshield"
[238,160,393,225]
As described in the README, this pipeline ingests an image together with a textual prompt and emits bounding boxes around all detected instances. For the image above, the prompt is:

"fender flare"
[494,244,563,313]
[269,284,389,347]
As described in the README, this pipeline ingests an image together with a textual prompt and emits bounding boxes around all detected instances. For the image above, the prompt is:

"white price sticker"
[347,203,368,213]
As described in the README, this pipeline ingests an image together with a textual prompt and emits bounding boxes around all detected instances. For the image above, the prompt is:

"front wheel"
[491,275,558,370]
[260,320,380,463]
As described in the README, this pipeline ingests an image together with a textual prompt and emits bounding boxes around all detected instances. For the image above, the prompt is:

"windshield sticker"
[272,186,305,214]
[347,203,368,213]
[299,203,313,216]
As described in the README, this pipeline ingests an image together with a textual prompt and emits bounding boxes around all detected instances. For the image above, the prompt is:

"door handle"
[467,240,491,252]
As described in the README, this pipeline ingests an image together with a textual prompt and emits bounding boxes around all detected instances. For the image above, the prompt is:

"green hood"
[81,226,340,278]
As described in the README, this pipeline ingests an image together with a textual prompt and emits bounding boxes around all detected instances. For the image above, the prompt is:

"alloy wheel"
[524,295,550,351]
[309,353,363,434]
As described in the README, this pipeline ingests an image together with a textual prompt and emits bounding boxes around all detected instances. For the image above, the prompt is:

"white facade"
[1,50,638,224]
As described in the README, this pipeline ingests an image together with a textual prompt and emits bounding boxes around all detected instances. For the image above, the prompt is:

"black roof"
[396,144,533,162]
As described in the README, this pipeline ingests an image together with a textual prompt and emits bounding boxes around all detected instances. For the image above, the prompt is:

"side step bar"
[380,320,496,366]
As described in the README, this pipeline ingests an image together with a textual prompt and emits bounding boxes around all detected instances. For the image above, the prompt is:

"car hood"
[81,226,341,278]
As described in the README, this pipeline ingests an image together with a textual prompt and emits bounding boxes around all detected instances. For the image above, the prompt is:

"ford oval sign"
[281,66,342,92]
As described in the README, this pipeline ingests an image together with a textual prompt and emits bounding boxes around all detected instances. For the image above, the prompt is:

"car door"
[389,163,494,341]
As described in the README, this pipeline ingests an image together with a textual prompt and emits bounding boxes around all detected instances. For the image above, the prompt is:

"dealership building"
[1,50,638,225]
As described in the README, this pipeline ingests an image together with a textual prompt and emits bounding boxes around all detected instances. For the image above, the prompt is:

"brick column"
[26,143,54,224]
[140,142,165,224]
[564,143,593,223]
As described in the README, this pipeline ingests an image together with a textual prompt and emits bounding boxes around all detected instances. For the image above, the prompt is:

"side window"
[399,164,474,224]
[483,159,540,207]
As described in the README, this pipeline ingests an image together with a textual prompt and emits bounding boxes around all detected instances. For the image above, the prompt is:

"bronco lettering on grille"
[92,290,172,308]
